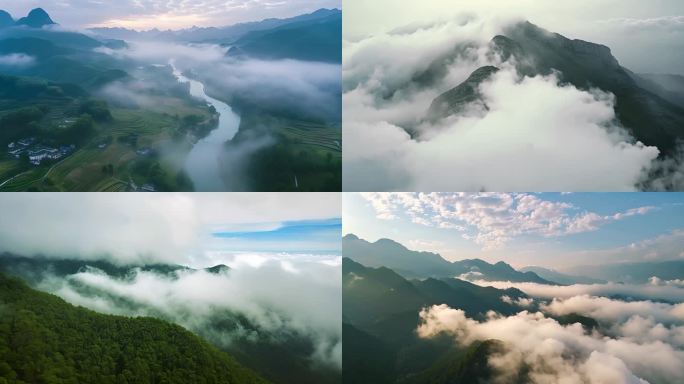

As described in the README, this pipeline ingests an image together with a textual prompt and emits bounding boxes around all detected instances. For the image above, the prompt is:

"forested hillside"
[0,272,269,384]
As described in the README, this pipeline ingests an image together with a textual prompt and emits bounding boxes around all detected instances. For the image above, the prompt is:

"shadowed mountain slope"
[0,271,269,383]
[429,21,684,157]
[343,234,553,283]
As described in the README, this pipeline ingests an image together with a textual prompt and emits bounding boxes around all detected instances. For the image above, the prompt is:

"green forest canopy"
[0,272,269,384]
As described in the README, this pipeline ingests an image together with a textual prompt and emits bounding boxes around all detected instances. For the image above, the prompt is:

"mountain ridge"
[90,8,341,44]
[226,11,341,62]
[0,253,231,285]
[427,20,684,159]
[343,258,531,383]
[0,8,56,29]
[0,271,269,383]
[521,266,606,285]
[343,234,553,284]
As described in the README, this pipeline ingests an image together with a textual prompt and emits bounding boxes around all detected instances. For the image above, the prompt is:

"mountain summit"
[426,21,684,157]
[16,8,56,28]
[0,10,13,28]
[343,234,553,283]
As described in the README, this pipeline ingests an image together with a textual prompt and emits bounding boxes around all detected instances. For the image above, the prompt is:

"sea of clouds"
[342,15,671,191]
[417,277,684,383]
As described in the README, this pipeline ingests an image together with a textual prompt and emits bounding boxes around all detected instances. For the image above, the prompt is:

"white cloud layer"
[467,280,684,304]
[418,304,684,384]
[0,193,340,265]
[0,53,35,67]
[343,12,668,191]
[45,253,342,369]
[98,41,341,121]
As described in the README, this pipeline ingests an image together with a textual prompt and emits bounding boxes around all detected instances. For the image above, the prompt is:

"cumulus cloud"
[343,13,666,191]
[358,192,655,250]
[418,304,684,384]
[40,253,341,369]
[0,53,35,67]
[501,295,534,308]
[542,295,684,325]
[0,193,341,265]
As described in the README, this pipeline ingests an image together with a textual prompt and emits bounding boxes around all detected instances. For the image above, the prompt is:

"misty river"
[171,63,241,191]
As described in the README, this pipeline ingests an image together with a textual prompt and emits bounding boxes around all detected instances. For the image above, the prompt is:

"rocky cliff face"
[425,21,684,157]
[426,65,499,121]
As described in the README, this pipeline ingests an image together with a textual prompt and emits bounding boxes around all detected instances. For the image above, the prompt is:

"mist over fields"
[0,5,342,192]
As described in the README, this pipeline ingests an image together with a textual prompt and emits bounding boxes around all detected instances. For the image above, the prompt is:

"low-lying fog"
[95,40,341,191]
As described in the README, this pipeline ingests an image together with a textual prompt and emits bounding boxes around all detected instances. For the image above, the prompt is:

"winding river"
[172,63,240,191]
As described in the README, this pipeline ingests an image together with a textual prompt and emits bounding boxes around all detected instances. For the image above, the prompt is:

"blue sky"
[343,193,684,269]
[211,218,342,254]
[0,0,342,30]
[0,193,341,266]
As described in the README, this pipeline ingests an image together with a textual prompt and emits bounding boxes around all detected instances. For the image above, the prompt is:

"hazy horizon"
[344,0,684,76]
[1,0,342,31]
[343,193,684,270]
[0,193,341,267]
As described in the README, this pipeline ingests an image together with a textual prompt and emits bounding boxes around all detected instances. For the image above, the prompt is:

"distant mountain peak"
[0,10,13,28]
[343,233,359,240]
[494,261,515,270]
[17,8,56,28]
[375,238,406,247]
[205,264,230,274]
[344,235,553,284]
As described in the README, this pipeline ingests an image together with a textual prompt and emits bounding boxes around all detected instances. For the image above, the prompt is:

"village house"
[8,147,24,158]
[28,146,62,165]
[17,137,36,147]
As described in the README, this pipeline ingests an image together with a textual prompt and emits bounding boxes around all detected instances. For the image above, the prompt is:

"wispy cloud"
[0,53,35,67]
[359,193,657,250]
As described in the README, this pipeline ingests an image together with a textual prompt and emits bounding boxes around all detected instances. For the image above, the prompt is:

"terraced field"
[0,105,204,191]
[281,121,341,154]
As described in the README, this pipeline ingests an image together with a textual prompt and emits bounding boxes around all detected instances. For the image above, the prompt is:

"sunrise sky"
[1,0,341,30]
[344,193,684,269]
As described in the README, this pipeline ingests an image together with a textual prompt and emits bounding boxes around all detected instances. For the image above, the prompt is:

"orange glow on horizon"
[89,12,211,31]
